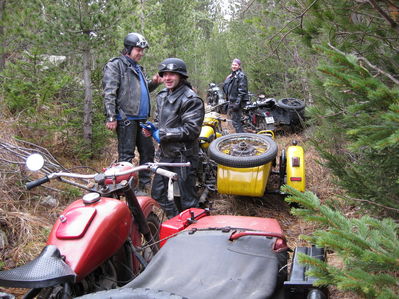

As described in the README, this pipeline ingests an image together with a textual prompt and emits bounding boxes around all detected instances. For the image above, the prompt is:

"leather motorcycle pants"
[151,154,199,218]
[229,109,244,133]
[116,120,155,187]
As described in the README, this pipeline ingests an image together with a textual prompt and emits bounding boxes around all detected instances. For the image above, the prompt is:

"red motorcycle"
[74,208,328,299]
[0,154,188,299]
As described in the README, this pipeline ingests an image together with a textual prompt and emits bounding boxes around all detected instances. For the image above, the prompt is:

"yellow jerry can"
[285,144,305,192]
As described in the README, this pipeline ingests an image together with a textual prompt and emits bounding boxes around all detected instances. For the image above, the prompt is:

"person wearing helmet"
[143,58,205,218]
[103,32,162,194]
[223,58,248,133]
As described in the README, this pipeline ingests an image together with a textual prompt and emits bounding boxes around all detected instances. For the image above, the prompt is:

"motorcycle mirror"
[26,153,45,171]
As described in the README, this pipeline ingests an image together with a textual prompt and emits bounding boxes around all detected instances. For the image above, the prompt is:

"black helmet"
[158,58,188,78]
[124,33,149,51]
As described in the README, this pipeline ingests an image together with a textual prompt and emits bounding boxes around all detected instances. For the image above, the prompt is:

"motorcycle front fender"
[137,195,159,218]
[0,245,76,289]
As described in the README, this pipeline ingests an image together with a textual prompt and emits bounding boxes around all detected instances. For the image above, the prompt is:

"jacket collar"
[125,55,137,66]
[166,84,186,103]
[120,55,140,73]
[232,69,241,76]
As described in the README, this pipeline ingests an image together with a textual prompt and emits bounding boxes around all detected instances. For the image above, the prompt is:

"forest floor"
[0,116,361,299]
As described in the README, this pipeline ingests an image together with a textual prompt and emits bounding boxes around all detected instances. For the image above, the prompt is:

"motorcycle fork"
[124,178,158,255]
[127,238,148,269]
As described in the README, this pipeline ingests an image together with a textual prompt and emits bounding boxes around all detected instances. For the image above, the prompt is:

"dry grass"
[0,119,51,266]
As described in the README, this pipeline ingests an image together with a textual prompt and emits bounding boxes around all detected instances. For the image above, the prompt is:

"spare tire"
[208,133,278,168]
[277,98,305,110]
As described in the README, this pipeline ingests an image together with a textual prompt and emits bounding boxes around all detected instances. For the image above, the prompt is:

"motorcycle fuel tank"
[47,197,132,280]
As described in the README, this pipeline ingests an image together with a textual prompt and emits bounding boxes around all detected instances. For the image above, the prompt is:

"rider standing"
[144,58,205,218]
[103,33,162,194]
[223,58,248,133]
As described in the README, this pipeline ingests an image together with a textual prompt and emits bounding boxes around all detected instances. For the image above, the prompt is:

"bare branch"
[241,0,257,16]
[342,195,399,213]
[268,0,319,51]
[328,43,399,85]
[368,0,399,33]
[0,138,65,177]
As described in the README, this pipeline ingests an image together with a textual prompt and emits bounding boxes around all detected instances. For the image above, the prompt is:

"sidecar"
[75,208,327,299]
[207,132,305,197]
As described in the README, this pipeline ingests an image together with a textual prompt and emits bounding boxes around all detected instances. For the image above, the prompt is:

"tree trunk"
[139,0,145,31]
[82,50,93,148]
[0,0,6,73]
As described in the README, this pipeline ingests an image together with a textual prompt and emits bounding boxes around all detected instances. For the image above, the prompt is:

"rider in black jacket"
[103,33,161,192]
[145,58,205,218]
[223,58,248,133]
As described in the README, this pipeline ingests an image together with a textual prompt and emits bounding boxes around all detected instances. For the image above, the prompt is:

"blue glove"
[140,121,160,143]
[152,129,160,143]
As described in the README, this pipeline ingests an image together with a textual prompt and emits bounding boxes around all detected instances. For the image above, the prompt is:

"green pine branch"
[283,185,399,298]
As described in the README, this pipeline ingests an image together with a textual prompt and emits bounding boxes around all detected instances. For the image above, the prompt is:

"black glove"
[229,102,240,111]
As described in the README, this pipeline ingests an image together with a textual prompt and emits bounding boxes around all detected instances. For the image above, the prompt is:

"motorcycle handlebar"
[26,176,50,190]
[25,162,191,189]
[154,167,178,180]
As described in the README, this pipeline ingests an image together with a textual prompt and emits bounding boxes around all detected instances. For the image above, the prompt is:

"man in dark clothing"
[103,32,162,193]
[223,58,248,133]
[143,58,205,218]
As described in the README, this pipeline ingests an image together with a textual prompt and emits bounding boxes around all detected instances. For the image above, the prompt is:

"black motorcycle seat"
[0,245,76,288]
[77,229,287,299]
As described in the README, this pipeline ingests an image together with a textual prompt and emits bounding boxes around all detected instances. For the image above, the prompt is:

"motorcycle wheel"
[139,213,160,267]
[277,98,305,110]
[208,133,278,168]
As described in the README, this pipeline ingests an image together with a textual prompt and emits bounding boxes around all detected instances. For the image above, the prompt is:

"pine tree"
[283,185,399,298]
[269,0,399,213]
[40,0,131,154]
[307,45,399,212]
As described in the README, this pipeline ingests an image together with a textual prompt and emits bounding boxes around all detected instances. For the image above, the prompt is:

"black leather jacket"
[155,84,205,158]
[223,69,248,105]
[103,55,159,121]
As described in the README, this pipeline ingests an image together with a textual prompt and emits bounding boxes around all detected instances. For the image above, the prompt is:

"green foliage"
[61,186,83,201]
[0,0,131,159]
[3,50,72,113]
[283,186,399,298]
[308,45,399,211]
